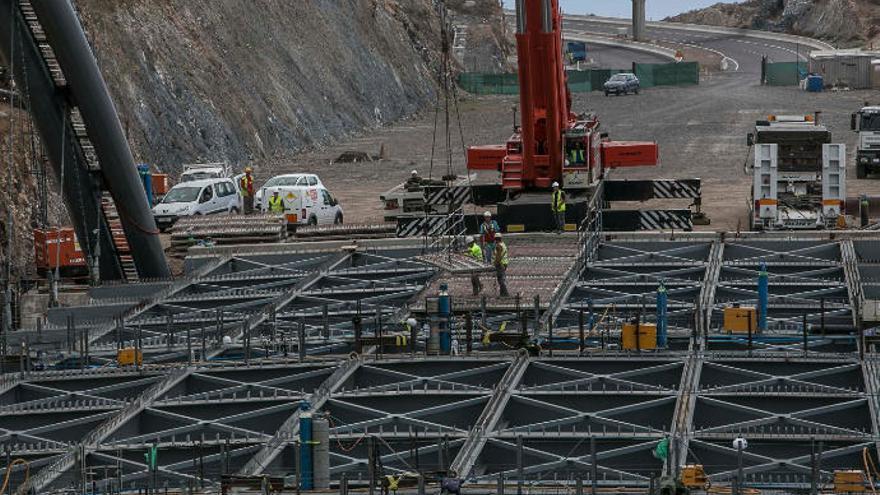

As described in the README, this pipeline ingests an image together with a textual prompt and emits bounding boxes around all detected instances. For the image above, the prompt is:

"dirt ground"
[255,73,880,232]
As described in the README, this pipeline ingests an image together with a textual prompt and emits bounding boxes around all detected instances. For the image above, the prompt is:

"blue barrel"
[806,75,823,92]
[137,163,154,205]
[299,401,313,489]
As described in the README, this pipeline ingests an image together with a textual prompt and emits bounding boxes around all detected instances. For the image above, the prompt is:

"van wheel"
[334,212,344,225]
[308,215,318,226]
[229,207,239,215]
[634,88,640,95]
[604,91,609,96]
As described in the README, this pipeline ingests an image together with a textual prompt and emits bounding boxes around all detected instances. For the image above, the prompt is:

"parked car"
[258,174,343,225]
[603,73,640,96]
[152,178,241,231]
[254,173,323,210]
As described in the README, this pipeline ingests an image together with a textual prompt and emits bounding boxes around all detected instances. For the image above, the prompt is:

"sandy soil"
[254,74,880,232]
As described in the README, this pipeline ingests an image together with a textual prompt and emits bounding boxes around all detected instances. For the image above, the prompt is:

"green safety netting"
[634,62,699,88]
[458,62,699,95]
[765,61,809,86]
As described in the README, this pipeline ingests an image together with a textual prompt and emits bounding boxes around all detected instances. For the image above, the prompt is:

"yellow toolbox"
[723,306,758,334]
[117,347,143,367]
[834,470,866,493]
[681,464,707,489]
[621,323,656,350]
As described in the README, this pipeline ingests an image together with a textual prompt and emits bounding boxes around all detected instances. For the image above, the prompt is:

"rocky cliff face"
[75,0,446,173]
[667,0,880,48]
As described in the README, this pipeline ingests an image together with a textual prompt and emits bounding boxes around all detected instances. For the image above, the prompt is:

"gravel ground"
[263,72,880,231]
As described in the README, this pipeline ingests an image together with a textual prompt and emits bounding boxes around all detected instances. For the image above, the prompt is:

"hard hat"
[245,166,253,173]
[411,169,419,176]
[552,181,560,188]
[406,317,418,328]
[483,211,492,217]
[495,232,503,239]
[465,235,475,244]
[222,335,233,345]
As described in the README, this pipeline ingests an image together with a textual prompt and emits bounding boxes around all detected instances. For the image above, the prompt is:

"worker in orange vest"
[240,167,255,214]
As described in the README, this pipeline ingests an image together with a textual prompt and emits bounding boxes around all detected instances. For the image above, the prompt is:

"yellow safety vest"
[496,242,509,267]
[552,189,566,212]
[468,243,482,260]
[240,175,254,197]
[268,195,284,213]
[568,149,585,164]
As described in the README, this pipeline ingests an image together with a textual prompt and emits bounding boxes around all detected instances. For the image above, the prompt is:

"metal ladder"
[19,0,138,282]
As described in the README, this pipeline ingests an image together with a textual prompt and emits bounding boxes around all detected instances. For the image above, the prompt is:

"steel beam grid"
[681,356,877,489]
[557,240,712,338]
[709,240,855,339]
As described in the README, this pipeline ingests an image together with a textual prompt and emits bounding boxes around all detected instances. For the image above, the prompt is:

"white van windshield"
[163,186,201,203]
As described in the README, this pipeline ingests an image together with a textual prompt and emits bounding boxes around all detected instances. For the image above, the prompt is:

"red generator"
[33,228,87,276]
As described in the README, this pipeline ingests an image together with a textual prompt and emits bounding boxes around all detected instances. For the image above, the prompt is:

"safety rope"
[0,458,29,495]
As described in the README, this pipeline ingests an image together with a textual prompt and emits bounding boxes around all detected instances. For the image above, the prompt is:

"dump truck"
[852,105,880,178]
[748,115,846,230]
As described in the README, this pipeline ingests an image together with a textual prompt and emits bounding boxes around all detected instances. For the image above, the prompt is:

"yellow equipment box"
[681,464,707,489]
[723,306,758,334]
[621,323,656,350]
[117,347,143,367]
[834,470,866,493]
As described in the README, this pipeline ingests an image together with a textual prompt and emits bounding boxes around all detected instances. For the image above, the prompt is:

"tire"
[604,91,609,96]
[229,207,239,215]
[857,163,867,179]
[308,215,318,226]
[634,87,640,95]
[334,212,343,225]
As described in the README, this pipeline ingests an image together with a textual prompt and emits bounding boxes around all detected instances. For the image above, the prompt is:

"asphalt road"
[563,17,811,74]
[582,43,670,68]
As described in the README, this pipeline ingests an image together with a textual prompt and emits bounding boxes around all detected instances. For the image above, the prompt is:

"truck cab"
[748,115,846,230]
[852,106,880,178]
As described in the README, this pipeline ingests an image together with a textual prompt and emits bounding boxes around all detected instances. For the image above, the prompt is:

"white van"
[254,173,323,210]
[261,184,343,225]
[152,178,242,231]
[178,162,231,184]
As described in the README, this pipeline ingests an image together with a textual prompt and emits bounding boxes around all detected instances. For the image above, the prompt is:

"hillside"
[667,0,880,48]
[0,0,510,279]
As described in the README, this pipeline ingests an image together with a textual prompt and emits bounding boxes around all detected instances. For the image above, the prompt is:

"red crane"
[467,0,657,193]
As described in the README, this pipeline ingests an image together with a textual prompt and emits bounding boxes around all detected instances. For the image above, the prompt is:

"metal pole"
[186,325,192,365]
[747,310,753,356]
[590,436,598,495]
[367,437,375,495]
[810,438,817,495]
[736,443,744,495]
[465,312,473,355]
[802,314,808,356]
[516,436,523,495]
[579,308,585,354]
[758,261,768,331]
[820,297,825,336]
[299,320,306,362]
[547,318,553,357]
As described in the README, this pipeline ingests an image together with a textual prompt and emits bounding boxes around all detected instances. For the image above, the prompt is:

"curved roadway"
[563,16,812,75]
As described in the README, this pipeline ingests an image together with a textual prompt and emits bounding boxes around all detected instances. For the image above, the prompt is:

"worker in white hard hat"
[493,232,510,297]
[551,181,566,234]
[464,235,483,295]
[479,211,500,264]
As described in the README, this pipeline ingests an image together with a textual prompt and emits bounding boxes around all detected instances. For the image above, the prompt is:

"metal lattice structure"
[1,233,879,493]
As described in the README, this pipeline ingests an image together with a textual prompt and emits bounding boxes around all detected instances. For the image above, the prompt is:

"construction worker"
[268,190,284,214]
[551,181,566,233]
[240,166,255,214]
[405,169,422,191]
[465,235,483,296]
[568,142,586,165]
[480,211,500,264]
[493,233,510,297]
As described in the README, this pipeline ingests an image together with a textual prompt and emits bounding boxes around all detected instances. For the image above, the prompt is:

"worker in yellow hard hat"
[240,166,255,214]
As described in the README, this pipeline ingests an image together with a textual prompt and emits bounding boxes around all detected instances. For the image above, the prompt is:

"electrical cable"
[0,458,29,495]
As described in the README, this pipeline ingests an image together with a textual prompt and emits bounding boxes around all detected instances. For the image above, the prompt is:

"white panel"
[822,143,846,217]
[754,144,777,219]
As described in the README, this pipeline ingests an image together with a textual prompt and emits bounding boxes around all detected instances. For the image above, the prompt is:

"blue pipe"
[758,261,768,331]
[137,163,153,206]
[438,283,451,353]
[299,401,313,489]
[656,282,668,347]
